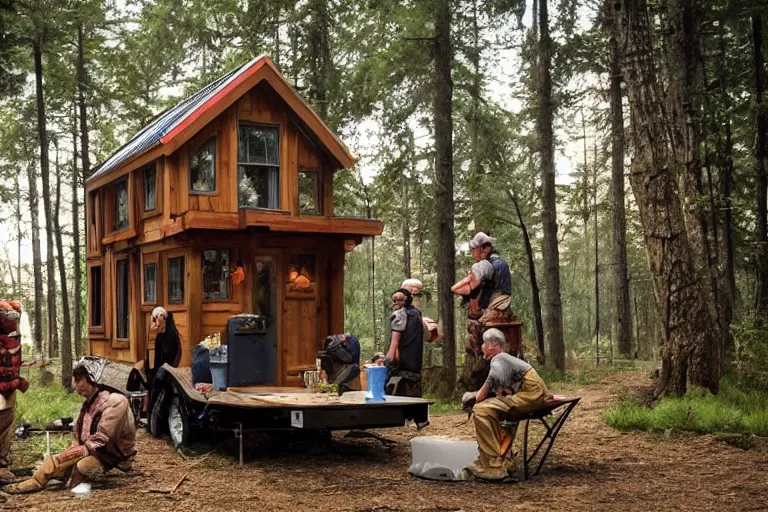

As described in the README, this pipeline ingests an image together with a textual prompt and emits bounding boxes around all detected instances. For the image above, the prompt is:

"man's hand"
[461,391,477,411]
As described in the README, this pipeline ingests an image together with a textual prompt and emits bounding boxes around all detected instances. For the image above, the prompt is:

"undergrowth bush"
[603,377,768,437]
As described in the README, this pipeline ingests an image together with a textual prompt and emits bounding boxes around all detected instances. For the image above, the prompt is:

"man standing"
[7,357,136,493]
[384,289,424,397]
[465,329,552,481]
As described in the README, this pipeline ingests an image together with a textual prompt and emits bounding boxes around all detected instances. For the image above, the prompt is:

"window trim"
[189,137,217,195]
[237,123,281,210]
[202,249,231,302]
[114,255,130,342]
[167,255,186,305]
[87,263,104,334]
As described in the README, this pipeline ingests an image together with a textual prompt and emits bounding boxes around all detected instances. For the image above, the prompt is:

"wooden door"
[282,251,319,386]
[252,254,279,385]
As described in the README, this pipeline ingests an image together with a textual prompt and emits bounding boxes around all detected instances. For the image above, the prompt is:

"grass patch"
[424,395,462,413]
[15,385,83,428]
[603,376,768,437]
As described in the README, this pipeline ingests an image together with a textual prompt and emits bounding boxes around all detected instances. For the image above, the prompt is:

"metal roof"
[87,56,264,184]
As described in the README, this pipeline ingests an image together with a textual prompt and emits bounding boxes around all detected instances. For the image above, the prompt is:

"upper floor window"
[89,265,103,328]
[238,124,279,209]
[298,170,320,215]
[144,166,157,211]
[115,179,129,231]
[190,138,216,193]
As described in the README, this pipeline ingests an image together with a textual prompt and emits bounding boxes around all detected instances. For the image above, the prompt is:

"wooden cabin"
[85,56,382,387]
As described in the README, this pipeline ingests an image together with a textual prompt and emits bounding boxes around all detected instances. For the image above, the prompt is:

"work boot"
[3,473,45,494]
[468,452,507,481]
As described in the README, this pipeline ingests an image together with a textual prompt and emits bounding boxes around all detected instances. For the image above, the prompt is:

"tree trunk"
[716,20,736,349]
[402,173,411,279]
[619,0,720,395]
[594,139,600,366]
[307,0,331,123]
[434,0,456,393]
[15,172,21,298]
[72,102,82,360]
[538,0,565,370]
[754,14,768,315]
[508,190,545,364]
[665,0,722,384]
[53,144,73,388]
[25,143,44,356]
[34,39,58,359]
[607,0,632,358]
[581,112,591,343]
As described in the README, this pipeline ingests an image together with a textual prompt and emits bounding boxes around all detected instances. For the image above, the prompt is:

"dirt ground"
[3,370,767,512]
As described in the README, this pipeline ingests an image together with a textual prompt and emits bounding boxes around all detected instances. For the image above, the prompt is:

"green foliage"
[602,378,768,437]
[15,385,83,428]
[423,394,462,414]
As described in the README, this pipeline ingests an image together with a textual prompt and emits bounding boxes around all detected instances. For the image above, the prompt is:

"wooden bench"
[502,395,580,480]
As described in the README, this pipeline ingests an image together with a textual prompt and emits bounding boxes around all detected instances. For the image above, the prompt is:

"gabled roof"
[87,55,357,185]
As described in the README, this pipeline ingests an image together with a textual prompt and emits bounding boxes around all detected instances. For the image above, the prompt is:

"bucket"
[364,365,387,402]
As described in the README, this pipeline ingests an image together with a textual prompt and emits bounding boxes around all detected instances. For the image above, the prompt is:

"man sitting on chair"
[465,328,552,481]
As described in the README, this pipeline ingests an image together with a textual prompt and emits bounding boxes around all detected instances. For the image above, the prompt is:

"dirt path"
[6,371,768,512]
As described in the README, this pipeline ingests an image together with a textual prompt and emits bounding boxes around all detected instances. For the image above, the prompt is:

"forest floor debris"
[6,370,768,511]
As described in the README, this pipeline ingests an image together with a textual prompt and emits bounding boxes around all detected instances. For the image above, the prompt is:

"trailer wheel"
[168,395,191,448]
[149,387,169,438]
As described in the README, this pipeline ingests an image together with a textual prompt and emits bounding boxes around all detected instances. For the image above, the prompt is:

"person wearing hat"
[383,288,424,397]
[6,358,137,494]
[452,232,514,350]
[401,278,440,343]
[463,328,552,481]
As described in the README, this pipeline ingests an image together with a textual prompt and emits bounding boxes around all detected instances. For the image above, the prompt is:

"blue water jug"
[365,365,387,402]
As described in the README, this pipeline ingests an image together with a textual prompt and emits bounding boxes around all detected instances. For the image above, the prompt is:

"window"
[144,263,157,303]
[298,170,320,215]
[89,266,103,327]
[116,259,129,339]
[238,125,279,209]
[144,167,157,211]
[203,250,230,300]
[116,179,129,230]
[168,257,185,303]
[190,138,216,192]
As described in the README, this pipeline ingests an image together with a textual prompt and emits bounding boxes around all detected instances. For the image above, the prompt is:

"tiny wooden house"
[85,56,382,386]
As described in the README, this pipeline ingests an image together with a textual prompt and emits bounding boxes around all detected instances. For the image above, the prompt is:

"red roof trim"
[159,60,268,145]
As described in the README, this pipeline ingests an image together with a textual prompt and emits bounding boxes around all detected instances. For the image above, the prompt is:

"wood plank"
[183,211,239,230]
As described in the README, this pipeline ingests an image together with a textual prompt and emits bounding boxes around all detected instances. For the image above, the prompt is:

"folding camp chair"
[503,396,581,480]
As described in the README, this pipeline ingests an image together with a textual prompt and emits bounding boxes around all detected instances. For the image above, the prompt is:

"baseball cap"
[469,232,494,250]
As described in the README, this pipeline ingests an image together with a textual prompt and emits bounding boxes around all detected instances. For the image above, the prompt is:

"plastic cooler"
[209,346,228,391]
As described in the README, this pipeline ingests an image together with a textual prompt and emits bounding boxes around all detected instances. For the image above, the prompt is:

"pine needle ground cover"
[602,377,768,437]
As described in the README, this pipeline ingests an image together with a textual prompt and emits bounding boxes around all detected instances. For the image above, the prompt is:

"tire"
[167,395,191,448]
[149,387,169,438]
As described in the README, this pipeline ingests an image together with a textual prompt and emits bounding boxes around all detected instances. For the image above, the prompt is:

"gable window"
[144,262,157,303]
[238,124,279,209]
[298,170,320,215]
[116,259,129,339]
[190,138,216,193]
[89,266,103,328]
[144,166,157,211]
[168,256,185,303]
[115,179,129,231]
[203,250,230,300]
